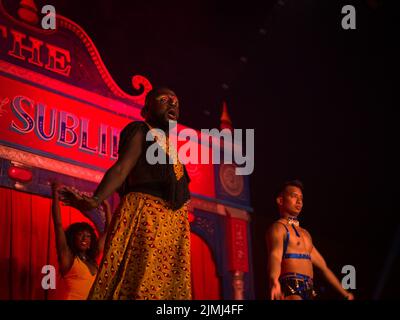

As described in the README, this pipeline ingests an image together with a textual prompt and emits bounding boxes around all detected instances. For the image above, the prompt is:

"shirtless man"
[266,180,354,300]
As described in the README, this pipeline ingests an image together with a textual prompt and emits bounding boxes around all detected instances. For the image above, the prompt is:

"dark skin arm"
[97,200,111,253]
[59,128,144,211]
[51,182,74,277]
[266,223,285,300]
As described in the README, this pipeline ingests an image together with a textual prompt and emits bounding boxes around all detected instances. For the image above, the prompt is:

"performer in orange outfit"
[59,88,192,300]
[51,182,111,300]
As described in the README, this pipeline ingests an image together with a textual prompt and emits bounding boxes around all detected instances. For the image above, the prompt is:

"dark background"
[11,0,397,299]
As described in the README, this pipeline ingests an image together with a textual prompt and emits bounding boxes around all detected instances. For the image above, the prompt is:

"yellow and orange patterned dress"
[88,121,191,300]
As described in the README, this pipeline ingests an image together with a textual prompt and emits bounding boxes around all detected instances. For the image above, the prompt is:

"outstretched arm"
[311,246,354,300]
[60,127,144,210]
[266,223,285,300]
[51,182,73,276]
[92,128,144,203]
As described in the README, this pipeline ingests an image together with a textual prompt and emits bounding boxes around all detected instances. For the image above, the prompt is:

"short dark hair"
[141,87,173,118]
[276,179,304,198]
[144,87,173,106]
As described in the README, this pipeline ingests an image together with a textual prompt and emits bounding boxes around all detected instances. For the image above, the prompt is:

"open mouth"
[167,109,177,120]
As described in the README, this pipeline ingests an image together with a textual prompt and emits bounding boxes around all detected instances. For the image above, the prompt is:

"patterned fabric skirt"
[88,192,192,300]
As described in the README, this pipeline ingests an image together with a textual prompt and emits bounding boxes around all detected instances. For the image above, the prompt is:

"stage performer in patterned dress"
[60,87,192,300]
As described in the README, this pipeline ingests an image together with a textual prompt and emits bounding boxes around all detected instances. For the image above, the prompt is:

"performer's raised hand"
[59,186,99,211]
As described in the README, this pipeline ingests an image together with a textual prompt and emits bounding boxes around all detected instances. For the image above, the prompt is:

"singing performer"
[59,87,192,300]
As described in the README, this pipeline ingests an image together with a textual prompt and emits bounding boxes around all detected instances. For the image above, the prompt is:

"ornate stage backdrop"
[0,0,254,299]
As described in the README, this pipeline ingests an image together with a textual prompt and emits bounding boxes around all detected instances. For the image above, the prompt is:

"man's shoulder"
[118,121,148,153]
[267,220,287,235]
[120,121,148,135]
[300,226,312,237]
[124,120,146,129]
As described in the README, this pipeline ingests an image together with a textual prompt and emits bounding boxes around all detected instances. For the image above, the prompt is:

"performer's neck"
[280,213,299,221]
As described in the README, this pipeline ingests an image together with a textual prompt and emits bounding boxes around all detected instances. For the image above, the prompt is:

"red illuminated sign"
[0,74,135,171]
[0,25,72,76]
[0,3,216,198]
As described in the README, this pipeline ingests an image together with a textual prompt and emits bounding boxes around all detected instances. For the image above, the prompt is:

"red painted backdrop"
[0,187,220,300]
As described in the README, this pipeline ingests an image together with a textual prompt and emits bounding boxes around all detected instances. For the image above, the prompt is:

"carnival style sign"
[0,0,254,300]
[0,0,151,173]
